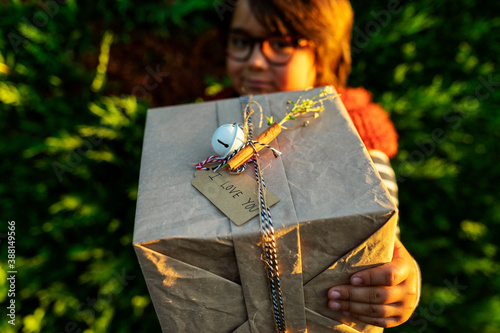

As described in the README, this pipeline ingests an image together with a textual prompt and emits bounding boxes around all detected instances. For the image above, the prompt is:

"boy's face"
[227,0,317,95]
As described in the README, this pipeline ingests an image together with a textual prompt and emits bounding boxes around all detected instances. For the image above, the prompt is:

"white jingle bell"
[211,123,246,158]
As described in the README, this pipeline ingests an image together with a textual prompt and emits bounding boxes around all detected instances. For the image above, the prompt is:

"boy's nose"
[247,42,268,69]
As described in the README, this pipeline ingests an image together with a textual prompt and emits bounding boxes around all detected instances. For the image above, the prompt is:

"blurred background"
[1,0,499,332]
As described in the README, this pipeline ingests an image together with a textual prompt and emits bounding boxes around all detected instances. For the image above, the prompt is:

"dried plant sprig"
[265,86,337,128]
[229,87,337,171]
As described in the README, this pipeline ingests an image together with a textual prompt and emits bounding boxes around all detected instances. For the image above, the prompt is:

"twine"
[241,95,286,333]
[194,155,226,170]
[195,138,280,173]
[193,97,286,332]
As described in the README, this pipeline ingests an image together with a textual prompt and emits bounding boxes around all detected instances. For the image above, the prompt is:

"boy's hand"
[327,238,419,328]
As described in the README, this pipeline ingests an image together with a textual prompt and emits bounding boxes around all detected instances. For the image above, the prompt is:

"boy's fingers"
[342,311,402,328]
[326,239,418,328]
[328,300,401,319]
[328,285,403,304]
[349,260,408,287]
[350,239,411,287]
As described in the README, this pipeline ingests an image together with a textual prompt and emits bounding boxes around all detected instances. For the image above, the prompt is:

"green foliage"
[0,0,215,332]
[0,0,499,332]
[349,0,500,332]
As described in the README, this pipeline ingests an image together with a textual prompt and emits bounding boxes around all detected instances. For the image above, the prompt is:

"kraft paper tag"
[192,168,280,226]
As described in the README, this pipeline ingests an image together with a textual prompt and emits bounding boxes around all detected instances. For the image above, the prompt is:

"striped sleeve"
[369,149,398,207]
[369,150,422,309]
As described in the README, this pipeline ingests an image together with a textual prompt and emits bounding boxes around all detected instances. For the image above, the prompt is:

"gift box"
[133,87,398,333]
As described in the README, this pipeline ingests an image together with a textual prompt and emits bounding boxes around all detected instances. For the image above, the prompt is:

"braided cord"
[242,96,286,333]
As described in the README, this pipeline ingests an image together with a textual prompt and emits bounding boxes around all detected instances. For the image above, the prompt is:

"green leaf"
[266,116,273,126]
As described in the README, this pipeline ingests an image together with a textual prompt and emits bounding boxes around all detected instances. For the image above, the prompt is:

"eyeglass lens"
[227,33,297,65]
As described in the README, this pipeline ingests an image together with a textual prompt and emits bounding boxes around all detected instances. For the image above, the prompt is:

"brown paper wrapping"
[133,87,398,332]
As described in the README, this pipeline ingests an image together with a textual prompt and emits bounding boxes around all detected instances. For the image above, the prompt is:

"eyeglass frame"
[225,28,311,66]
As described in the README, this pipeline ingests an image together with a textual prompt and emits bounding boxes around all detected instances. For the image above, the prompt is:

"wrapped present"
[133,87,398,333]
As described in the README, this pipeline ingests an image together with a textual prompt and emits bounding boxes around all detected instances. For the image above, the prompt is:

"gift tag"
[192,168,280,226]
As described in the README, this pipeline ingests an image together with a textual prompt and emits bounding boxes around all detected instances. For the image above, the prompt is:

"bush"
[349,0,500,332]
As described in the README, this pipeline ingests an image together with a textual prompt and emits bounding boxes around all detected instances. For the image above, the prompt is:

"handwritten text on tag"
[192,168,280,226]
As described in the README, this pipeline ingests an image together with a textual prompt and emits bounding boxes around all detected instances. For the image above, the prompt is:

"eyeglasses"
[226,30,310,66]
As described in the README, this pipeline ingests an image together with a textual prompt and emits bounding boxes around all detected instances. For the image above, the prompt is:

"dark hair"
[225,0,353,88]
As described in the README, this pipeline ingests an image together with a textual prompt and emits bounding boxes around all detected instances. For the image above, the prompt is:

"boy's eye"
[268,37,294,53]
[229,35,250,49]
